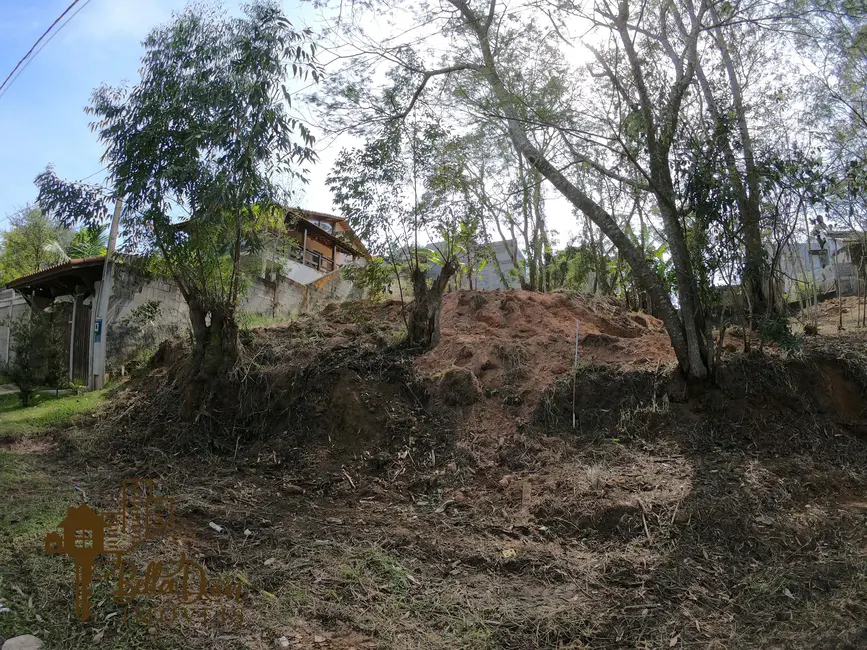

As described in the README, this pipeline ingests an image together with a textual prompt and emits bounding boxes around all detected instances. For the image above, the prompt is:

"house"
[778,230,865,300]
[1,208,368,386]
[424,238,525,290]
[275,208,368,282]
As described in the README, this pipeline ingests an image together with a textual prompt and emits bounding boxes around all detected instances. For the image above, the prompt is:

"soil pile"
[417,290,673,401]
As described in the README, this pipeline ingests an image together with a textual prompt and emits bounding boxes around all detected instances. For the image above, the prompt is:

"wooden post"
[301,228,308,264]
[572,320,580,429]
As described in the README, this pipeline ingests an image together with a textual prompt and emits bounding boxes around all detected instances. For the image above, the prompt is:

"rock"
[283,483,304,495]
[275,636,292,648]
[2,636,44,650]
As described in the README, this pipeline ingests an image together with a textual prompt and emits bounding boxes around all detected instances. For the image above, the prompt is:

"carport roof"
[5,256,105,298]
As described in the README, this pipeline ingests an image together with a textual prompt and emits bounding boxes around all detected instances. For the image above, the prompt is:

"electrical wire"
[0,0,94,102]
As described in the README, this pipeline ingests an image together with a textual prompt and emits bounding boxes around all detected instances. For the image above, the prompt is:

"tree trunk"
[405,261,456,349]
[189,299,239,374]
[448,0,708,378]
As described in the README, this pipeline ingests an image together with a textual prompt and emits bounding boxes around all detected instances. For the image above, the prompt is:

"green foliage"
[327,117,471,280]
[757,313,804,351]
[545,244,596,291]
[36,1,321,360]
[340,256,394,300]
[0,206,67,283]
[68,224,108,258]
[2,310,69,406]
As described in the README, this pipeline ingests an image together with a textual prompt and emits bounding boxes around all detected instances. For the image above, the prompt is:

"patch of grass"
[238,311,293,329]
[0,390,107,440]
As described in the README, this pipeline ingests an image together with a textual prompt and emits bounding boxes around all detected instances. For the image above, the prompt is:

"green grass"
[0,386,179,649]
[237,311,293,329]
[0,390,107,440]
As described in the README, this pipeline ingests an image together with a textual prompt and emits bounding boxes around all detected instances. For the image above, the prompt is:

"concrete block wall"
[109,268,190,332]
[242,266,365,318]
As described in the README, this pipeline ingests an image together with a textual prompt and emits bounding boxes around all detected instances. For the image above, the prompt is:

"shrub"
[3,309,68,406]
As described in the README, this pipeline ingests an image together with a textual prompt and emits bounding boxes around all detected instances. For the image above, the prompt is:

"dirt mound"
[416,290,673,407]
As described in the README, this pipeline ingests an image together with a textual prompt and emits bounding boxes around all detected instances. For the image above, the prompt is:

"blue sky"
[0,0,578,245]
[0,0,330,227]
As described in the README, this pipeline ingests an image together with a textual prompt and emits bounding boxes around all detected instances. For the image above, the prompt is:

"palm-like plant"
[43,224,108,262]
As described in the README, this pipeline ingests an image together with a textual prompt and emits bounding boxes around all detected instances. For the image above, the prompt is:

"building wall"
[1,260,366,375]
[0,288,30,365]
[109,268,190,331]
[780,238,861,299]
[425,239,525,291]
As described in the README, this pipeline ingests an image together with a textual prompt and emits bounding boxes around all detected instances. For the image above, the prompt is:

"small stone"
[452,491,465,502]
[314,636,326,644]
[326,517,344,525]
[2,636,44,650]
[275,637,292,648]
[148,627,157,636]
[284,484,304,495]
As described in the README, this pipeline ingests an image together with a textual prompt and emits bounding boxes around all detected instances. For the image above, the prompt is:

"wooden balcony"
[296,247,335,273]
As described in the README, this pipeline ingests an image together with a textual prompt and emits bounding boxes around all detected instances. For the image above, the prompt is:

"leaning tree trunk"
[406,262,456,349]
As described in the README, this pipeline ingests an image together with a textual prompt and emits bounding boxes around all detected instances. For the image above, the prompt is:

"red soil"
[416,290,675,399]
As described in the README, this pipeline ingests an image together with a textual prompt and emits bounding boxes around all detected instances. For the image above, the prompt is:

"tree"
[0,206,68,283]
[327,118,465,348]
[3,309,68,406]
[36,1,320,372]
[44,224,108,262]
[326,0,713,377]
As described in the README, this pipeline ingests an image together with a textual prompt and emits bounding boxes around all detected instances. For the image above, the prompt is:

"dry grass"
[3,299,867,649]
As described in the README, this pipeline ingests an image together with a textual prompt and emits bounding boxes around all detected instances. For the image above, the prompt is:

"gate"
[71,299,91,385]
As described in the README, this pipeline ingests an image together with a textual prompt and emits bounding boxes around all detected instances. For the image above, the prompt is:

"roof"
[5,256,105,297]
[285,207,346,224]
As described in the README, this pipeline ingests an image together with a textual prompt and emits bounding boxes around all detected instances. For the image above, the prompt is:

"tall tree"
[328,117,467,347]
[36,1,320,371]
[0,206,68,282]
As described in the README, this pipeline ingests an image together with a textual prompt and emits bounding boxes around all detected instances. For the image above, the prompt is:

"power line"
[0,0,84,95]
[0,0,94,103]
[78,165,108,183]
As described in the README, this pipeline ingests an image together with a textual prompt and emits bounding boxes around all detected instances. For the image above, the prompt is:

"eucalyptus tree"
[36,1,319,371]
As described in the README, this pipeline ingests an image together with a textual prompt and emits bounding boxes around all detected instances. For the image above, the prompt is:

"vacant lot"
[2,293,867,649]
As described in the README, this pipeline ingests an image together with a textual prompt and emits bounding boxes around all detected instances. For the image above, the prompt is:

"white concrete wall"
[283,259,324,285]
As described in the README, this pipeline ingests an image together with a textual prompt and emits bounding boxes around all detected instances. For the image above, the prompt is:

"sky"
[0,0,578,245]
[0,0,338,226]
